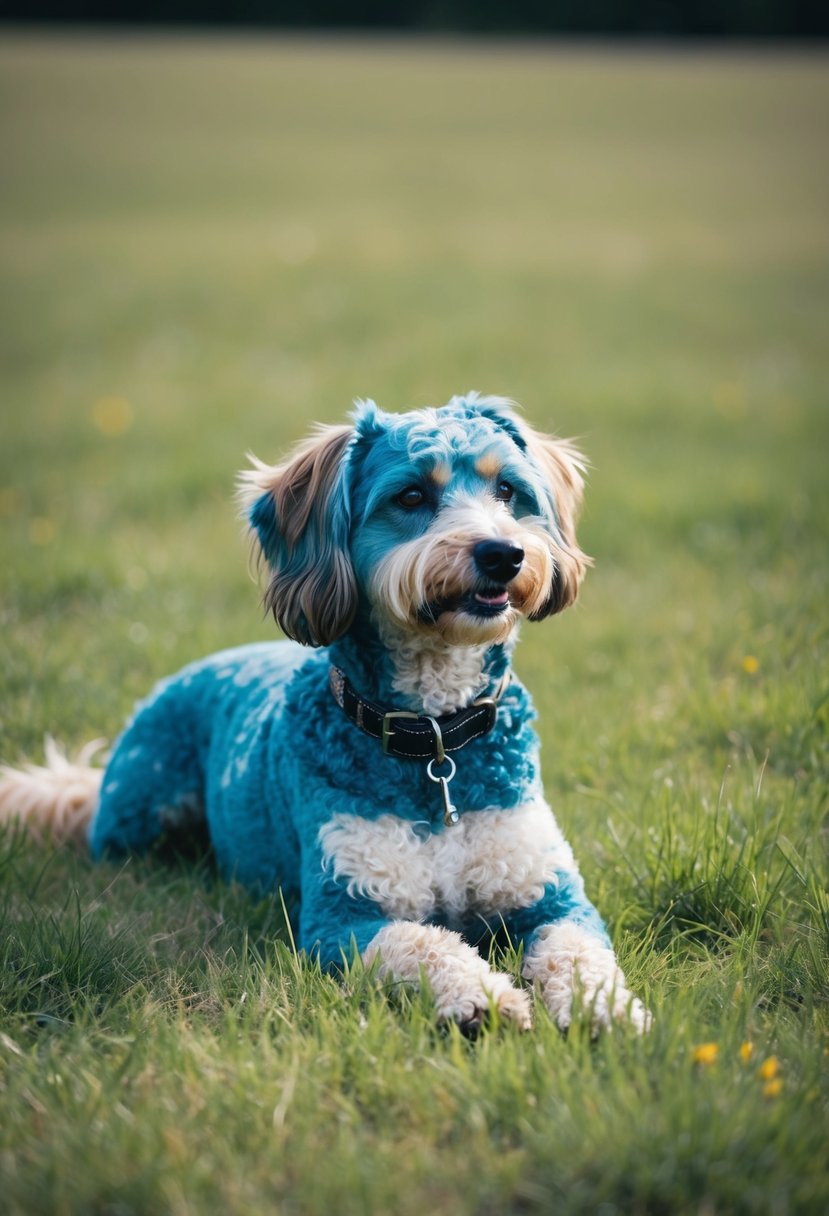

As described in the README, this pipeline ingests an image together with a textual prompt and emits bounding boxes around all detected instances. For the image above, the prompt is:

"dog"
[0,393,650,1034]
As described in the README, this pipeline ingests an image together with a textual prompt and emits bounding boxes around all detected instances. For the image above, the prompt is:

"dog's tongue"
[475,590,509,606]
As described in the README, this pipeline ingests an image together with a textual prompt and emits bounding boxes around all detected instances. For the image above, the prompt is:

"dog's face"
[241,394,589,648]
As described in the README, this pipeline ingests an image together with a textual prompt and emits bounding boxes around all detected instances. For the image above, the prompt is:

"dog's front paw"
[581,982,653,1036]
[365,922,532,1033]
[436,970,533,1036]
[523,922,652,1035]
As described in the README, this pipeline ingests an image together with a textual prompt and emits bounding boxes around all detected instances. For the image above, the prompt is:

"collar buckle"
[381,710,419,755]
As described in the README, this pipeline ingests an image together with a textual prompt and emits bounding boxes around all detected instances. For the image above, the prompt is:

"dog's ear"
[239,424,357,646]
[521,429,591,617]
[471,396,590,616]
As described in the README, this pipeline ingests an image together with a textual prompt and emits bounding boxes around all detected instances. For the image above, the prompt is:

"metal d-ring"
[423,716,446,765]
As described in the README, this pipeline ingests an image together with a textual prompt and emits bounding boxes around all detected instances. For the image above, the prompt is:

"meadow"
[0,33,827,1214]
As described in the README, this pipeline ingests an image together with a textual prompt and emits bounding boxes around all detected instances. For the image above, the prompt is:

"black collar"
[328,665,500,761]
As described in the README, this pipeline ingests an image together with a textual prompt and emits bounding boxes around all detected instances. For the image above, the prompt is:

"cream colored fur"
[523,921,652,1034]
[364,921,532,1029]
[376,617,493,715]
[319,799,653,1033]
[0,738,104,846]
[319,796,576,925]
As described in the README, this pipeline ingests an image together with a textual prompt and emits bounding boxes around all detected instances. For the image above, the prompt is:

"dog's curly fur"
[0,393,650,1034]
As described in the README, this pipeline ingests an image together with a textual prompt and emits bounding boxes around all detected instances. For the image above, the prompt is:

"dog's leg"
[506,871,652,1034]
[298,881,531,1032]
[89,689,206,860]
[522,919,651,1035]
[364,921,532,1033]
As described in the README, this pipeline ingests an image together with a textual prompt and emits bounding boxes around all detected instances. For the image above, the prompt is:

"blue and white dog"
[1,394,649,1034]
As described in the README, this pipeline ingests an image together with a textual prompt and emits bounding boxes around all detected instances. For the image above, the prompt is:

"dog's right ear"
[238,425,357,646]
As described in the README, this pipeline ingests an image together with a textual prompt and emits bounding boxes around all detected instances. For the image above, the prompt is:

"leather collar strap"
[328,665,499,761]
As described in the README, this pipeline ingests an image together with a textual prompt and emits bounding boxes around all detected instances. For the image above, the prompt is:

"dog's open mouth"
[419,586,512,623]
[470,588,510,615]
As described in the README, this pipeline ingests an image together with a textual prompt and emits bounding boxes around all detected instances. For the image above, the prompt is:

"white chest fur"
[318,797,576,925]
[376,619,492,715]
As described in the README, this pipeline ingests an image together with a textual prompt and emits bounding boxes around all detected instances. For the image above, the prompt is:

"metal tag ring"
[426,755,456,784]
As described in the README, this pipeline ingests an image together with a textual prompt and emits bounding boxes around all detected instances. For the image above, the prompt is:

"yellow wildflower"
[741,655,760,675]
[712,380,746,419]
[758,1056,780,1080]
[762,1078,783,1099]
[692,1043,719,1066]
[29,517,56,545]
[91,395,134,437]
[739,1041,754,1063]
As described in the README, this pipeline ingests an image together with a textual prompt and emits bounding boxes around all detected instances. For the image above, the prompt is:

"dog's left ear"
[239,424,357,646]
[521,428,591,617]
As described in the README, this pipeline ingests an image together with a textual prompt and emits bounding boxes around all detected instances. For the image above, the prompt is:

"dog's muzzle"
[472,539,524,584]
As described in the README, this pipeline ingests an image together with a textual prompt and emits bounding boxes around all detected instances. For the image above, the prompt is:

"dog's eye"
[396,486,426,510]
[495,480,515,502]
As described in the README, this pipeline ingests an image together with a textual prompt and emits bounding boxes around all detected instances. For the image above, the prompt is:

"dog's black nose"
[473,539,524,584]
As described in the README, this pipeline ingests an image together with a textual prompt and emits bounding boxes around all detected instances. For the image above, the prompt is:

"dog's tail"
[0,738,106,847]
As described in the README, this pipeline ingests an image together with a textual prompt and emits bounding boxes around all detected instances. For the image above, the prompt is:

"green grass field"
[1,33,827,1215]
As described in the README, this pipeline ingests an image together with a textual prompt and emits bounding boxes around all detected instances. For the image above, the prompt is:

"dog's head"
[240,394,589,647]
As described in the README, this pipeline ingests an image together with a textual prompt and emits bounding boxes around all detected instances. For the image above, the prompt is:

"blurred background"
[0,24,826,804]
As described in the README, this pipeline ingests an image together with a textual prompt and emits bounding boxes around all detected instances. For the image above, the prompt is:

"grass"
[1,32,828,1215]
